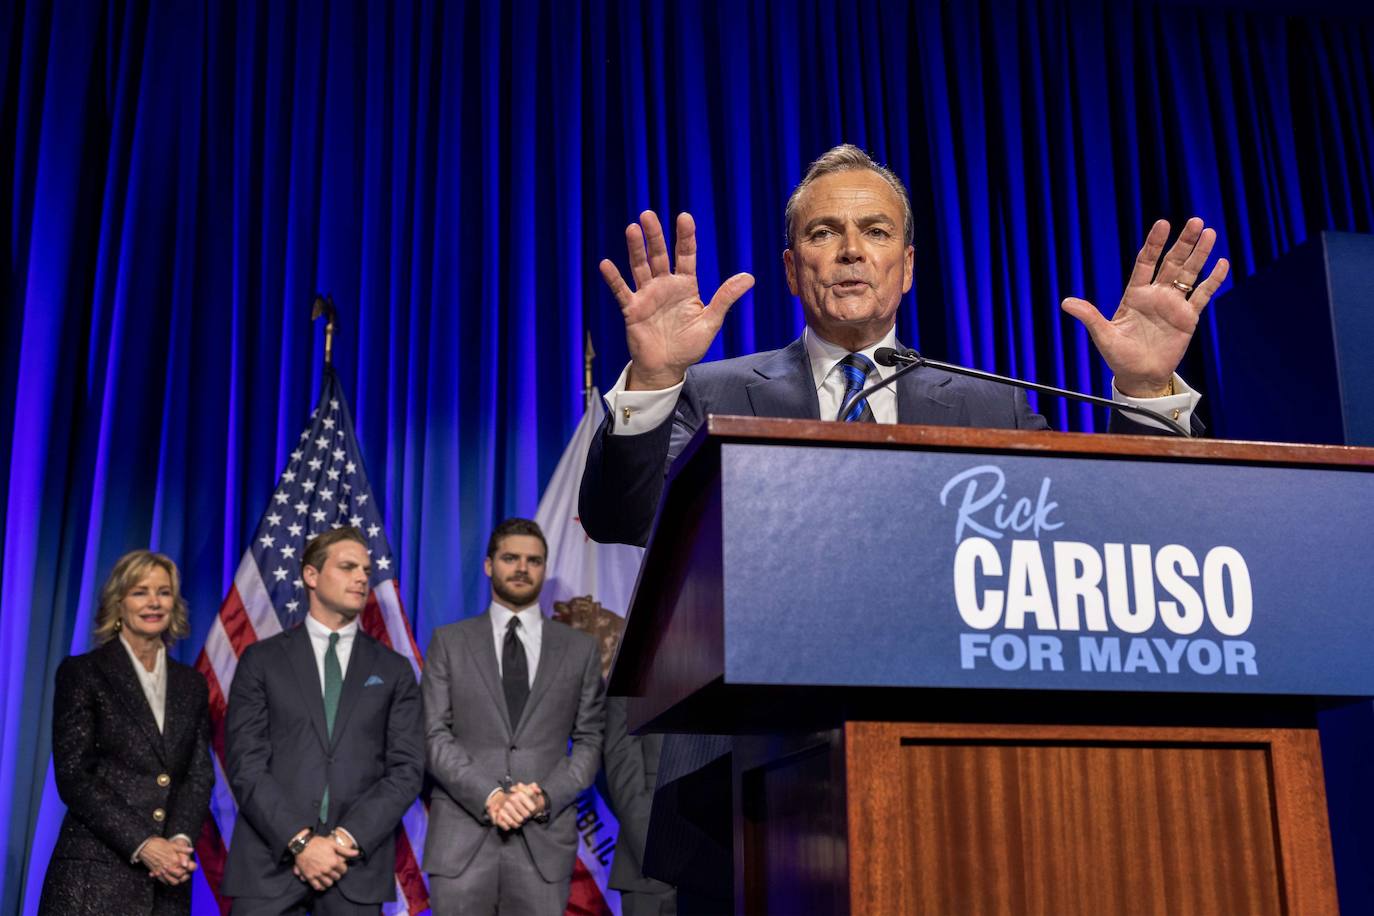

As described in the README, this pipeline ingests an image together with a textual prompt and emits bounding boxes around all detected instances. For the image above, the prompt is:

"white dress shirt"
[304,613,359,691]
[120,634,191,864]
[118,633,167,732]
[601,325,1199,435]
[489,600,542,687]
[804,325,900,423]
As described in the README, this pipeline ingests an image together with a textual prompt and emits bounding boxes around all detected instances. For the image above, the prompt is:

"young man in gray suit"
[422,518,606,914]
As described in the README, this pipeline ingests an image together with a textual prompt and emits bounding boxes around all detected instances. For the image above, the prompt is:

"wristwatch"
[288,830,313,856]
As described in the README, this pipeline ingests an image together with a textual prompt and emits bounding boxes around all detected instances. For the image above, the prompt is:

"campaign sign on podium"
[722,443,1374,697]
[615,418,1371,914]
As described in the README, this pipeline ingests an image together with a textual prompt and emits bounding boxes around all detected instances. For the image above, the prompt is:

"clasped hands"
[138,836,197,886]
[485,782,547,831]
[291,829,360,892]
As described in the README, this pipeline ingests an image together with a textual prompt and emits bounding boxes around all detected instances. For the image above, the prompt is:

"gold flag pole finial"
[583,331,596,411]
[311,294,337,366]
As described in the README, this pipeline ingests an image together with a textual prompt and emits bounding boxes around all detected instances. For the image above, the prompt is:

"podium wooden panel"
[730,720,1334,914]
[609,417,1374,914]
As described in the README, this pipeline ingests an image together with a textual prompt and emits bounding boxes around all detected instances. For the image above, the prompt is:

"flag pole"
[311,293,337,366]
[583,331,595,411]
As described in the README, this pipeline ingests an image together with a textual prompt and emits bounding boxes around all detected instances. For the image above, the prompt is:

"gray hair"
[784,144,914,248]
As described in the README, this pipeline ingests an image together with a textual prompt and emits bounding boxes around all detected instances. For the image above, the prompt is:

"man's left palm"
[1062,217,1229,397]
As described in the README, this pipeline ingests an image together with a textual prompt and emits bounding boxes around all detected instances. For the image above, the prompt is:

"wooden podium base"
[735,722,1337,915]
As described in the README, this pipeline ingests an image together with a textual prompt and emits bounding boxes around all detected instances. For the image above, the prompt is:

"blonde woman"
[39,549,214,916]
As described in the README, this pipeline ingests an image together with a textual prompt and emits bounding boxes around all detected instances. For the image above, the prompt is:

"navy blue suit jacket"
[222,624,424,904]
[579,336,1062,547]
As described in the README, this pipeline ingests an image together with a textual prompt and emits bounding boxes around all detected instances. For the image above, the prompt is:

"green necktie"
[321,632,342,821]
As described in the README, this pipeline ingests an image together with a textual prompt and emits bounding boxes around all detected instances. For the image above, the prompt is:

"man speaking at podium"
[578,144,1229,909]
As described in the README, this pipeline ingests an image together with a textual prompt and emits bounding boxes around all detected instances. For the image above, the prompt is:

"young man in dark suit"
[223,527,424,915]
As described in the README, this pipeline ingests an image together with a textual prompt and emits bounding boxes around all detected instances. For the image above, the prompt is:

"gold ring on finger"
[1171,279,1194,294]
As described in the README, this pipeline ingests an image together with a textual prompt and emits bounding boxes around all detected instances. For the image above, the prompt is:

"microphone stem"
[839,352,1190,437]
[913,355,1189,437]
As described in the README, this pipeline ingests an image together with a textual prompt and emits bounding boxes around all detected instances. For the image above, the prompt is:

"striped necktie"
[836,352,877,422]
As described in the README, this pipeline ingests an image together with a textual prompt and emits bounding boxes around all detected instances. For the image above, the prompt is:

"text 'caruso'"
[940,465,1257,677]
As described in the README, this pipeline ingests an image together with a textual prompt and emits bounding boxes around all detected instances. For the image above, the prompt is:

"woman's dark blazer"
[38,637,215,916]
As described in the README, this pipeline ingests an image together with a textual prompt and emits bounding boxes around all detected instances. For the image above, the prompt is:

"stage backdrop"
[2,0,1372,912]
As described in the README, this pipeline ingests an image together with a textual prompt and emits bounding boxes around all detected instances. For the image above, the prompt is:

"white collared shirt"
[119,635,190,866]
[304,613,359,693]
[602,325,1199,435]
[803,325,900,423]
[489,600,542,687]
[118,634,167,732]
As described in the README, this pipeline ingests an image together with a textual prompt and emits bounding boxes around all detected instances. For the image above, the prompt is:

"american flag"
[194,368,429,914]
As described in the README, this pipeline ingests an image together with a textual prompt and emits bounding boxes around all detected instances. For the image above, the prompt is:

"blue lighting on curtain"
[2,1,1373,913]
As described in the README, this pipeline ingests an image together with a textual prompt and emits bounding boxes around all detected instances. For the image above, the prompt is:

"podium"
[608,416,1374,914]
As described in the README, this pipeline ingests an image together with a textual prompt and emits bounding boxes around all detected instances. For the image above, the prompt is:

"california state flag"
[536,390,644,916]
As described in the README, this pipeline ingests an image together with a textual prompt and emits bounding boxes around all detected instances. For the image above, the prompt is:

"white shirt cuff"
[132,836,154,865]
[603,363,683,436]
[1111,374,1200,435]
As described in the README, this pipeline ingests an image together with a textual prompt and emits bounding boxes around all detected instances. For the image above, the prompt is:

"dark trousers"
[643,737,734,915]
[618,887,678,916]
[230,882,381,916]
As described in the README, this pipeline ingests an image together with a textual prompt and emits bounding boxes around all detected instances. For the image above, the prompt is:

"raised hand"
[1061,218,1229,397]
[599,211,755,390]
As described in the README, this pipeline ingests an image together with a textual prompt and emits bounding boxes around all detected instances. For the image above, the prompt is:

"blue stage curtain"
[2,1,1372,911]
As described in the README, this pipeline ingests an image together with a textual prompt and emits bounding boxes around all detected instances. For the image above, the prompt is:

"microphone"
[834,347,1189,437]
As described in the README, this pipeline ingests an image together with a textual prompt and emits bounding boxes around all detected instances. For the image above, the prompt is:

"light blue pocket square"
[364,674,384,687]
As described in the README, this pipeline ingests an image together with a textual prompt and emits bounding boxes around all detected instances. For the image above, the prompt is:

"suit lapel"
[329,632,375,750]
[286,625,331,752]
[95,638,166,764]
[740,335,960,425]
[895,345,957,426]
[745,339,820,420]
[161,663,195,755]
[516,621,568,737]
[463,616,513,735]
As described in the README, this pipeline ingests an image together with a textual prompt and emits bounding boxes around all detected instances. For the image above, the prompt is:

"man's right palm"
[599,211,754,390]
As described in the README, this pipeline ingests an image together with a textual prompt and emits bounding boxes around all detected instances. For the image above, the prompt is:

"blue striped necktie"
[836,352,877,422]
